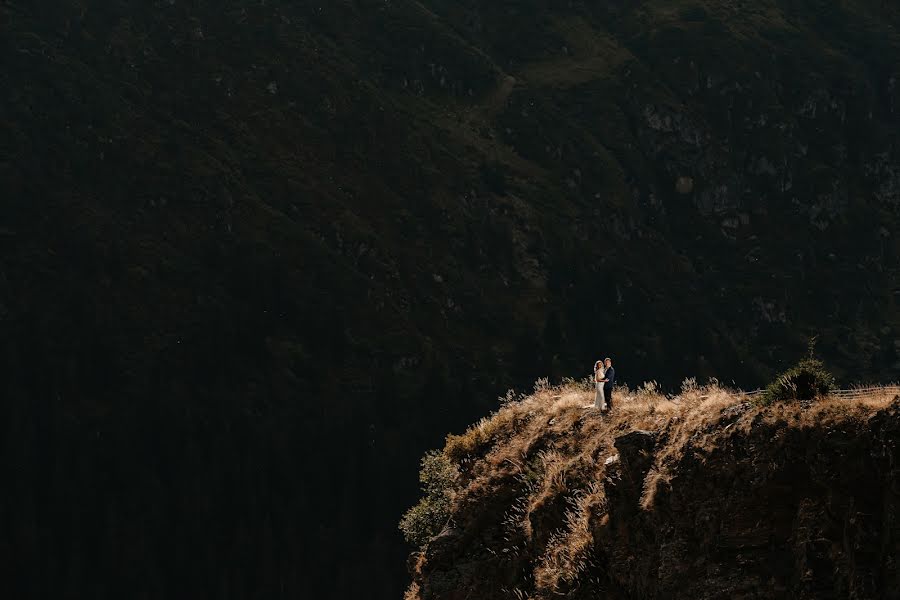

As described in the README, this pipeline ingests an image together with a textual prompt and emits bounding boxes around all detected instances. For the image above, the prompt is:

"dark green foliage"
[399,451,459,547]
[761,357,836,404]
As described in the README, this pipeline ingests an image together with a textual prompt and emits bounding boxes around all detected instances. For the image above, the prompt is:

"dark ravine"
[409,386,900,599]
[3,1,900,598]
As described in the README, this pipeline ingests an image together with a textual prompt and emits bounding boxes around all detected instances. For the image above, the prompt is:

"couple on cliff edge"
[593,358,616,412]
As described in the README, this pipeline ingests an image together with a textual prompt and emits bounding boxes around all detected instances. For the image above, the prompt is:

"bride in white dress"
[593,360,607,410]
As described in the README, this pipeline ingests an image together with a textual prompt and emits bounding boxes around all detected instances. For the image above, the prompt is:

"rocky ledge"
[405,383,900,599]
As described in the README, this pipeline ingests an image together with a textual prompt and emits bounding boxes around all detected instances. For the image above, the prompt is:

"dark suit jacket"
[603,367,616,391]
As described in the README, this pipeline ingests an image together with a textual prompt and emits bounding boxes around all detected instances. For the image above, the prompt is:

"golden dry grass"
[404,582,421,600]
[432,379,899,598]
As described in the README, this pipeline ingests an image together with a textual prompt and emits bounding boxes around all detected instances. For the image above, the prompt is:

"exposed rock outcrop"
[408,386,900,599]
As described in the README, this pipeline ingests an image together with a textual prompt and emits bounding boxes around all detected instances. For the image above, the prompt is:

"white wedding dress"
[594,368,607,410]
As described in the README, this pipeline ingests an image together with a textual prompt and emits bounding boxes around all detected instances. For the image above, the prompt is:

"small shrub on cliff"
[399,451,458,547]
[761,357,835,404]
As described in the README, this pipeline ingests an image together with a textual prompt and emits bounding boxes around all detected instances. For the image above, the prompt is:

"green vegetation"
[761,357,836,404]
[399,451,459,547]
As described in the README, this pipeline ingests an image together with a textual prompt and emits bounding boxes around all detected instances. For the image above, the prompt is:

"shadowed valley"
[2,1,900,598]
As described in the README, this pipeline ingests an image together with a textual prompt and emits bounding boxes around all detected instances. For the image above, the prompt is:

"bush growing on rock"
[761,357,835,404]
[399,451,458,546]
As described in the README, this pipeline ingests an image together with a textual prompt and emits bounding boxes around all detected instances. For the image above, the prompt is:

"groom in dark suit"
[600,357,616,411]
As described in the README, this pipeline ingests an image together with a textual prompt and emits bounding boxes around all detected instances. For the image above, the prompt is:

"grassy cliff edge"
[405,380,900,599]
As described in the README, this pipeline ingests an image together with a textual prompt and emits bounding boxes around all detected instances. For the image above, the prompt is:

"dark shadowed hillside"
[1,1,899,598]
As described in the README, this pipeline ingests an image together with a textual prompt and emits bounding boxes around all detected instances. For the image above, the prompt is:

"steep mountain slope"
[1,1,899,598]
[407,384,900,599]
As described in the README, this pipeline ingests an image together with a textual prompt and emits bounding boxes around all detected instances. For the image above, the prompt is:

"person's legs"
[605,386,613,411]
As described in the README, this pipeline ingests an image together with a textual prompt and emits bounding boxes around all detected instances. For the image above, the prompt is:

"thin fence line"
[737,386,900,398]
[615,385,900,404]
[627,387,900,402]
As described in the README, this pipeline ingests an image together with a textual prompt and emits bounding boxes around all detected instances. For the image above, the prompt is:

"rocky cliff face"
[408,385,900,599]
